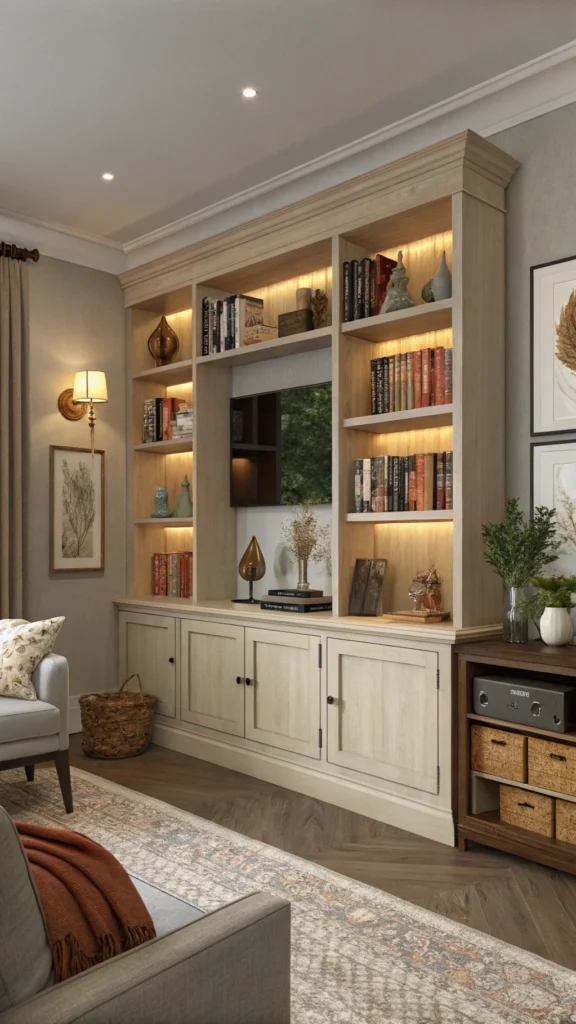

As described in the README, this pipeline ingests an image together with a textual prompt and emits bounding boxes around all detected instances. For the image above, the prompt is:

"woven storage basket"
[556,799,576,845]
[500,784,554,837]
[471,725,526,782]
[79,675,156,759]
[528,737,576,797]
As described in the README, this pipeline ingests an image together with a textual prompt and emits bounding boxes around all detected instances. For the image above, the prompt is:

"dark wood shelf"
[467,712,576,745]
[231,443,277,452]
[457,638,576,876]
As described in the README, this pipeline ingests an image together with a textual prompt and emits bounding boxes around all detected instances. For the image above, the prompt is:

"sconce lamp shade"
[73,371,108,404]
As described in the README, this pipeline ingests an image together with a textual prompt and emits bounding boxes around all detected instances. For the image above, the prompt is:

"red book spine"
[408,455,417,511]
[415,454,425,511]
[434,347,445,405]
[422,350,431,406]
[444,348,453,404]
[413,350,422,408]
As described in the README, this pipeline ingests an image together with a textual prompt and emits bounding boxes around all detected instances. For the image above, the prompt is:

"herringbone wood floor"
[69,737,576,971]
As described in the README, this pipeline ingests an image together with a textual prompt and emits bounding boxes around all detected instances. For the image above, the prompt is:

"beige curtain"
[0,258,28,618]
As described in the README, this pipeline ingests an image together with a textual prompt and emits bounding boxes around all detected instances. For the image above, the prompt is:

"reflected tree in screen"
[281,384,331,505]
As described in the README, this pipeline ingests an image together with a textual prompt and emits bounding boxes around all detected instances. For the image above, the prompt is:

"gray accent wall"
[25,257,126,696]
[490,102,576,511]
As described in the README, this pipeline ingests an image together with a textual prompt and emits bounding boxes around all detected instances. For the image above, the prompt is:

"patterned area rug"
[1,766,576,1024]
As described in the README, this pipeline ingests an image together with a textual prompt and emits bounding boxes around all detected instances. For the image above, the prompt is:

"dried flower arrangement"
[281,505,331,589]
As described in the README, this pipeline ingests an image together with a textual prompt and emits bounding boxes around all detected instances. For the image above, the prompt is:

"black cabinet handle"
[327,696,335,705]
[490,738,506,746]
[518,801,535,809]
[245,677,252,686]
[236,676,243,685]
[168,657,175,664]
[550,752,567,761]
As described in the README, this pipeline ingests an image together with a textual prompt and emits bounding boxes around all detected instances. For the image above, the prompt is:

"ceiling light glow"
[242,87,257,99]
[102,172,114,181]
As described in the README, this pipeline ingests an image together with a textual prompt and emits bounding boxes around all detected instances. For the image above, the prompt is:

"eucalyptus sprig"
[481,498,560,589]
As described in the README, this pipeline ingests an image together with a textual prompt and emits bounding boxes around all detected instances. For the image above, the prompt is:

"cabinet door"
[119,612,176,718]
[180,619,245,736]
[326,639,438,793]
[245,628,321,759]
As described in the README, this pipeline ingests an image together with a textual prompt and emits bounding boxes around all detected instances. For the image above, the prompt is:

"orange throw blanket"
[16,821,156,982]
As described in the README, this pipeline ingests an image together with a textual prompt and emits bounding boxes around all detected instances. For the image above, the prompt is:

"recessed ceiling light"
[102,172,114,181]
[242,87,257,99]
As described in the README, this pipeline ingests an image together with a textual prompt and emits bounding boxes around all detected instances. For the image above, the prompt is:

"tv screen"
[231,382,331,507]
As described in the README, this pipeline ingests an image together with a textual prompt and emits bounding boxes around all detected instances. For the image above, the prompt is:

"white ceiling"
[1,0,576,248]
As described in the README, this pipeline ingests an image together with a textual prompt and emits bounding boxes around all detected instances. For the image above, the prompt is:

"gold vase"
[233,536,265,604]
[147,316,180,367]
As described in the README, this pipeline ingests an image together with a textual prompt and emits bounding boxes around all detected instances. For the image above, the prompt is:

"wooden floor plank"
[66,738,576,969]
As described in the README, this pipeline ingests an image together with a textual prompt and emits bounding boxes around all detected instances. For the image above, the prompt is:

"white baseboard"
[152,722,455,847]
[69,697,82,735]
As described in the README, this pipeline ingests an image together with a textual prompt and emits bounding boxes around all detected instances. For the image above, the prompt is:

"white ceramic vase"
[540,606,574,646]
[431,250,452,301]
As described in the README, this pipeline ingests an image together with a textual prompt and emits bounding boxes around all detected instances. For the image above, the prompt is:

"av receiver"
[473,673,576,733]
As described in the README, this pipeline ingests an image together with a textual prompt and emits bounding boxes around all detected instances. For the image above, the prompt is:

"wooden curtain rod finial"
[0,242,40,262]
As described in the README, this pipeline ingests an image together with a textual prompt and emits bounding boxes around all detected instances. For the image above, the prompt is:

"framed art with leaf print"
[532,255,576,434]
[50,446,105,573]
[532,440,576,575]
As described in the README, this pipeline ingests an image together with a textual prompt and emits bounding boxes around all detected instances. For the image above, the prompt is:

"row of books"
[201,294,277,354]
[370,346,452,414]
[152,552,193,598]
[354,453,453,513]
[343,255,396,322]
[142,398,193,443]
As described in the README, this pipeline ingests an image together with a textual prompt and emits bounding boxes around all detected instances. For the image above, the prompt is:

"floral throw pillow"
[0,618,65,701]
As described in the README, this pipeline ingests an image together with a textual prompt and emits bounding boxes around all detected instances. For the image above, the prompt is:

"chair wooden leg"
[54,750,73,813]
[24,765,35,782]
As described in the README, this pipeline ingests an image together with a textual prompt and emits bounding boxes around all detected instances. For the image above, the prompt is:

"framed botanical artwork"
[532,440,576,574]
[532,255,576,434]
[50,446,105,573]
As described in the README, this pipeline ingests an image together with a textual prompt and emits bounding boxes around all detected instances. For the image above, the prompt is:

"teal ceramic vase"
[175,475,193,518]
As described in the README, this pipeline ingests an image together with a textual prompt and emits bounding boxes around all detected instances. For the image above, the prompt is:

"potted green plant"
[482,499,559,642]
[527,576,576,646]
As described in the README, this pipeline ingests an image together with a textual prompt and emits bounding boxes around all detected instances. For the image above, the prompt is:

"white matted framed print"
[50,446,105,573]
[532,440,576,574]
[532,255,576,434]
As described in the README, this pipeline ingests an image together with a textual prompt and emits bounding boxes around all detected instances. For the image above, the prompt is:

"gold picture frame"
[50,445,105,573]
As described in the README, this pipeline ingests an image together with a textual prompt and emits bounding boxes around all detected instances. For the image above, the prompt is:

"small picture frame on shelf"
[532,439,576,574]
[348,558,387,616]
[50,446,105,573]
[531,255,576,434]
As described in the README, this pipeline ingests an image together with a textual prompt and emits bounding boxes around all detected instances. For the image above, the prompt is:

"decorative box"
[470,725,527,783]
[278,309,313,337]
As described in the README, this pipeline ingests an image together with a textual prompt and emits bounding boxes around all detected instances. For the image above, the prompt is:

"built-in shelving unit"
[134,517,194,527]
[123,131,517,628]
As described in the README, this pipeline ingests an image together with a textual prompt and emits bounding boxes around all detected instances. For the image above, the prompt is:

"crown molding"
[0,209,125,275]
[3,40,576,279]
[123,39,576,272]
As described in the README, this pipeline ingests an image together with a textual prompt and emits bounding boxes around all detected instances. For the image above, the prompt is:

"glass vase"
[503,587,529,643]
[297,557,310,591]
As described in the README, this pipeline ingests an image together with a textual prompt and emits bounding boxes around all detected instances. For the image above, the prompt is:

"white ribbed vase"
[540,607,574,646]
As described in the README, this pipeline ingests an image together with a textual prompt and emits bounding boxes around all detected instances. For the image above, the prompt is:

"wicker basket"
[79,675,156,759]
[500,784,554,837]
[471,725,527,782]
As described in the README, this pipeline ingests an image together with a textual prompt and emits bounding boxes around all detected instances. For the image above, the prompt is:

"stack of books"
[354,453,453,513]
[172,408,193,440]
[370,346,452,414]
[142,398,189,443]
[152,552,193,598]
[260,589,332,614]
[201,294,265,354]
[343,255,397,321]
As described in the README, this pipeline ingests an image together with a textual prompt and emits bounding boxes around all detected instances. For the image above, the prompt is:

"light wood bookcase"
[125,131,518,630]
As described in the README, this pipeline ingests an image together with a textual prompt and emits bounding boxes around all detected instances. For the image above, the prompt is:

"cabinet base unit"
[456,639,576,875]
[117,599,500,847]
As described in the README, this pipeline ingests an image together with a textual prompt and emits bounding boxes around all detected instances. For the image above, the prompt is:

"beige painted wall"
[490,103,576,510]
[24,256,126,697]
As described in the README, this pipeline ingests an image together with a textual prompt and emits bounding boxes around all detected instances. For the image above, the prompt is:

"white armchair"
[0,654,73,812]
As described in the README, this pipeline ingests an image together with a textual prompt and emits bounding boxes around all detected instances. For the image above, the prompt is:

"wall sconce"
[58,371,108,454]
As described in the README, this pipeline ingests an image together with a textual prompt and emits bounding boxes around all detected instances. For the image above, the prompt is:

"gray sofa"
[0,806,291,1023]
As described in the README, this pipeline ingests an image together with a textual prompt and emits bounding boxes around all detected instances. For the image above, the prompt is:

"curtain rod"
[0,242,40,262]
